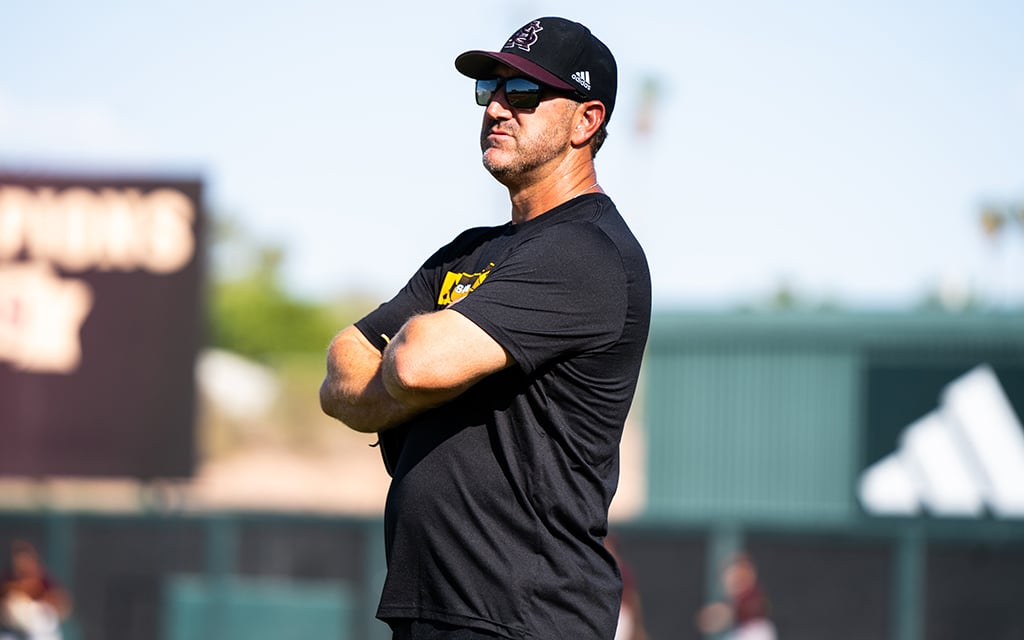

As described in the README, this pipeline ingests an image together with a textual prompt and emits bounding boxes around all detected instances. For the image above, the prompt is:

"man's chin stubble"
[481,151,521,181]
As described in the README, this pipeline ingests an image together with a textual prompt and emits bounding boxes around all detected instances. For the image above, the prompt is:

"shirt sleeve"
[355,254,443,352]
[452,221,627,375]
[354,226,502,351]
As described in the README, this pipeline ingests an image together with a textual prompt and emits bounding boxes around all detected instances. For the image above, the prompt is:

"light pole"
[979,202,1024,308]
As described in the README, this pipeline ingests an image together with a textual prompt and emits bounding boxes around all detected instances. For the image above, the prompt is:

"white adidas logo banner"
[858,365,1024,518]
[571,70,591,91]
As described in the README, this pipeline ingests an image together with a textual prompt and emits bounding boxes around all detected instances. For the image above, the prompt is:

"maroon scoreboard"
[0,173,205,478]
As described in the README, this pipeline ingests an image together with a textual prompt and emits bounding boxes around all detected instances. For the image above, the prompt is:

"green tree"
[205,216,368,360]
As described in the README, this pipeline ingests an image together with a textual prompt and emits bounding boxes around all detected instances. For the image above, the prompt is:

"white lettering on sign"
[0,261,93,373]
[0,186,196,274]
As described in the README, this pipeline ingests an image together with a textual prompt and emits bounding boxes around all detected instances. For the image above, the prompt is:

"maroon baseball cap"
[455,17,618,122]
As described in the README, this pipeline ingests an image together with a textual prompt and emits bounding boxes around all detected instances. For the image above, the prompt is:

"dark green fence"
[0,511,387,640]
[3,509,1024,640]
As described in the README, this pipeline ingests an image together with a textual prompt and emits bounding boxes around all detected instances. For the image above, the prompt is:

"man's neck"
[506,163,602,225]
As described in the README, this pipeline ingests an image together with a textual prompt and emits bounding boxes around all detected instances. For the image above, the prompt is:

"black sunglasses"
[475,77,547,109]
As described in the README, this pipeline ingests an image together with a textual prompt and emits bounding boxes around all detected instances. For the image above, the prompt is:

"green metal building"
[643,311,1024,524]
[628,310,1024,639]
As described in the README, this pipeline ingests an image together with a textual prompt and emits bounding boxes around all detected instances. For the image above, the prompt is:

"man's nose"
[484,87,513,119]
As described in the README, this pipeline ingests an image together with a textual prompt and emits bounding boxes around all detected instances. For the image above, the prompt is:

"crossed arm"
[319,308,514,433]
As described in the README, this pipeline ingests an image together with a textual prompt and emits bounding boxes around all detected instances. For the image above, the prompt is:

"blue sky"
[3,1,1022,309]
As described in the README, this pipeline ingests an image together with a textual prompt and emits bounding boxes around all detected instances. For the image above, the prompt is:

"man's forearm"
[319,326,422,432]
[381,327,474,408]
[379,309,513,405]
[322,308,512,431]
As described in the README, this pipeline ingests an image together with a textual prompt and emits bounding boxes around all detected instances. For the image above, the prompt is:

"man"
[1,540,71,640]
[697,553,777,640]
[320,16,650,640]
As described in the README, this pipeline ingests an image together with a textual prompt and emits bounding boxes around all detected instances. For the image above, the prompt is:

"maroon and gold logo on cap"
[504,20,543,52]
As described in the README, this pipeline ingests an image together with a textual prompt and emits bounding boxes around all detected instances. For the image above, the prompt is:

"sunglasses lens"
[504,78,542,108]
[475,79,500,106]
[474,77,542,108]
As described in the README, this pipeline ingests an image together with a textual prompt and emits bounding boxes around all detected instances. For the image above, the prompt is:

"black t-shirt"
[355,193,651,640]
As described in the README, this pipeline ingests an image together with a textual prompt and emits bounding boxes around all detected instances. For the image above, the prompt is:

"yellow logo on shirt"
[437,264,493,306]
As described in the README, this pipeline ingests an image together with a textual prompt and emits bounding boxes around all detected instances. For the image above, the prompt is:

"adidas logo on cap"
[571,70,591,91]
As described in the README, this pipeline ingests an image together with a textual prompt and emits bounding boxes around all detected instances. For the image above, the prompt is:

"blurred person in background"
[604,535,649,640]
[697,552,776,640]
[0,540,71,640]
[321,15,650,640]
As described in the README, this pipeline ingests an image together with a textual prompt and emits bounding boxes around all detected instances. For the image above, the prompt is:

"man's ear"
[571,101,606,147]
